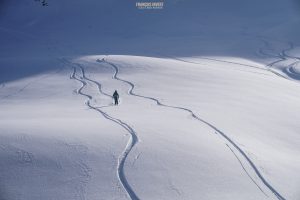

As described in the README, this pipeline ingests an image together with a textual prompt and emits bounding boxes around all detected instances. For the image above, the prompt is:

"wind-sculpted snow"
[67,62,140,200]
[98,58,287,200]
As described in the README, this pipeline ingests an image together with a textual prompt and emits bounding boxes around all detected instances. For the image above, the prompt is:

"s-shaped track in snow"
[68,63,139,200]
[98,58,287,200]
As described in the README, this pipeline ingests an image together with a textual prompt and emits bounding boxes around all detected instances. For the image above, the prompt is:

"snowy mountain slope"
[0,0,300,200]
[1,53,300,199]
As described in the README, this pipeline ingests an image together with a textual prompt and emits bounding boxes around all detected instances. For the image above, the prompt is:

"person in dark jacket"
[113,90,119,105]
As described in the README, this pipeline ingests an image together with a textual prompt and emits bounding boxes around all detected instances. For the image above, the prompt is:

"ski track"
[167,55,266,71]
[75,63,112,98]
[170,54,289,81]
[69,64,140,200]
[283,61,300,80]
[161,54,274,78]
[257,43,289,80]
[258,39,300,81]
[165,38,298,82]
[99,58,287,200]
[225,144,268,197]
[280,43,300,80]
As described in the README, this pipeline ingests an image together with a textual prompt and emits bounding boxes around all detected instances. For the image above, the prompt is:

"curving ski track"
[166,55,266,71]
[69,64,139,200]
[225,144,268,196]
[99,58,287,200]
[165,39,297,82]
[283,61,300,80]
[75,63,112,98]
[280,43,300,80]
[258,39,300,81]
[257,39,290,68]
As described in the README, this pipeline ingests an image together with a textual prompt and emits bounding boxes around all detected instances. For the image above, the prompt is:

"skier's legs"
[114,97,118,105]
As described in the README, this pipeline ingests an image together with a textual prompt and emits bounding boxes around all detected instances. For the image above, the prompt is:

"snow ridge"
[165,39,300,83]
[99,58,287,200]
[68,63,140,200]
[166,55,266,71]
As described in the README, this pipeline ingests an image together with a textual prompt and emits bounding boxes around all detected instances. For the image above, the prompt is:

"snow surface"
[0,0,300,200]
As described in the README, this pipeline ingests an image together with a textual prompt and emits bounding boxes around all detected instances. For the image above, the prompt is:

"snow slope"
[0,0,300,200]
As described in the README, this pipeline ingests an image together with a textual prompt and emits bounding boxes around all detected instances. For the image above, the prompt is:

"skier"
[113,90,119,105]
